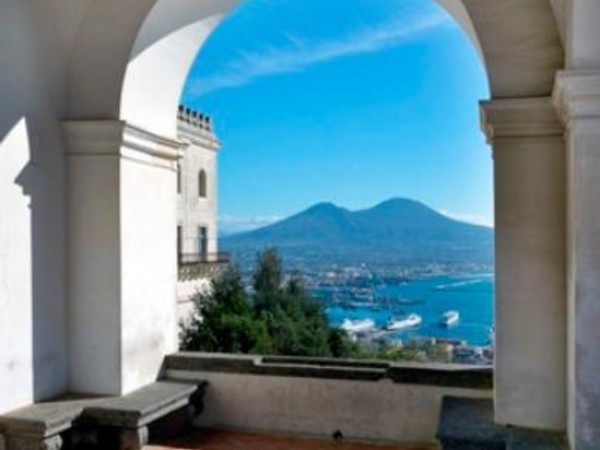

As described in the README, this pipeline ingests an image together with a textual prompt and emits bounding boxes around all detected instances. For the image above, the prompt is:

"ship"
[440,310,460,327]
[340,318,376,333]
[386,314,422,331]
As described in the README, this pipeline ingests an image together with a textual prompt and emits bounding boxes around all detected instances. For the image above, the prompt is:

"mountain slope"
[221,198,494,266]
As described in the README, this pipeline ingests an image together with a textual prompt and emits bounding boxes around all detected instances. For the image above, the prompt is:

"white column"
[481,97,567,431]
[63,120,182,395]
[555,71,600,450]
[566,0,600,69]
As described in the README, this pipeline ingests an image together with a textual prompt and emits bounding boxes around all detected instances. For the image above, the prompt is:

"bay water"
[323,273,494,346]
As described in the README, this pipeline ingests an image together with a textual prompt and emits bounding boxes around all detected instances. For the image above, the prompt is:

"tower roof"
[178,104,213,133]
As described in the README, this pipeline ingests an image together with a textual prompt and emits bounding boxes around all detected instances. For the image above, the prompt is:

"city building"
[176,105,229,320]
[0,1,599,449]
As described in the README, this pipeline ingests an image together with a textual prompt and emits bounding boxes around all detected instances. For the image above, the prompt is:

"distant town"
[230,257,495,366]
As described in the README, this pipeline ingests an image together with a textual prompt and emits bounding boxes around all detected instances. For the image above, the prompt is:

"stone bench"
[437,396,567,450]
[79,380,206,450]
[0,381,207,450]
[0,395,91,450]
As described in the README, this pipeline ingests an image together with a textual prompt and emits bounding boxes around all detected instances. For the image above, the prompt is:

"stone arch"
[118,0,485,138]
[63,0,565,138]
[58,0,569,431]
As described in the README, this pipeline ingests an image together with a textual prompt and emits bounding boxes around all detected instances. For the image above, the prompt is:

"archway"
[62,0,566,435]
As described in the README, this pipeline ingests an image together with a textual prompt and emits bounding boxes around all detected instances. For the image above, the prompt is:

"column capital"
[63,120,185,169]
[480,97,563,144]
[553,70,600,128]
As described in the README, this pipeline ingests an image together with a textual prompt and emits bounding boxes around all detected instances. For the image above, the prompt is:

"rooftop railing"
[178,104,213,132]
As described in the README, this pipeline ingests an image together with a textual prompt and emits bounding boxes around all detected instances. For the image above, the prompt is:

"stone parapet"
[177,106,221,151]
[164,353,493,389]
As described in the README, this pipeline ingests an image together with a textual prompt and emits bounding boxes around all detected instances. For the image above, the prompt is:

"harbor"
[312,272,495,364]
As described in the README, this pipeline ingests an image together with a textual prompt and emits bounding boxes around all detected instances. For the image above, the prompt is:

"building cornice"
[63,120,185,169]
[553,70,600,129]
[178,124,221,152]
[123,123,184,161]
[480,97,563,144]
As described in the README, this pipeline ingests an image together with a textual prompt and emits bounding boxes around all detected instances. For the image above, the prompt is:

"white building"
[175,105,228,320]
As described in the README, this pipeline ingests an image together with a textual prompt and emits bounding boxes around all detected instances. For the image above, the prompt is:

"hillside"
[221,198,494,267]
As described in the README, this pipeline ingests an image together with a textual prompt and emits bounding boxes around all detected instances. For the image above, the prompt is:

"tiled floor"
[145,429,436,450]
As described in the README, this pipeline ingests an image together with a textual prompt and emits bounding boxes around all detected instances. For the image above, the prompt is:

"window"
[177,163,182,194]
[198,169,207,198]
[177,226,183,257]
[198,226,208,258]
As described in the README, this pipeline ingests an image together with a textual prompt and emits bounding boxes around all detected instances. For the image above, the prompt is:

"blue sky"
[181,0,492,234]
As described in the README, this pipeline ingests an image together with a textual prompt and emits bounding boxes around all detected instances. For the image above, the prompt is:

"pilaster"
[566,1,600,69]
[554,70,600,450]
[63,120,182,395]
[481,97,567,431]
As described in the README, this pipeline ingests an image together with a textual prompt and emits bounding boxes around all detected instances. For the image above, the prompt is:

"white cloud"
[191,10,451,96]
[219,214,283,234]
[440,210,494,228]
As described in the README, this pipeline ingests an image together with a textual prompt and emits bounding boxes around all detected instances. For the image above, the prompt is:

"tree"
[252,247,282,312]
[180,248,357,359]
[180,266,271,354]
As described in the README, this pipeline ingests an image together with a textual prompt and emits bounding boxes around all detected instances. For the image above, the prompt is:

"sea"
[320,273,494,346]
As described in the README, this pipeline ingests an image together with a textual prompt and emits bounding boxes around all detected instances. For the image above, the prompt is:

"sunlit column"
[63,120,182,395]
[481,97,567,431]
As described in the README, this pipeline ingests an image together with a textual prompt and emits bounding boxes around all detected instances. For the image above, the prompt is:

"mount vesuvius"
[221,199,494,267]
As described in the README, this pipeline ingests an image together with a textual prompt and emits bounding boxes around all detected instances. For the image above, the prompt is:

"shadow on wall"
[0,0,69,409]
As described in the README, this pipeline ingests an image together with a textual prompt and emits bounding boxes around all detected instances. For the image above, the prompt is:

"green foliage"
[180,267,267,353]
[180,247,447,363]
[180,247,356,358]
[252,247,283,313]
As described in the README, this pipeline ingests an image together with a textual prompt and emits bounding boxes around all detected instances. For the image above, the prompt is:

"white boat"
[440,310,460,327]
[488,326,495,344]
[386,314,422,331]
[340,318,376,333]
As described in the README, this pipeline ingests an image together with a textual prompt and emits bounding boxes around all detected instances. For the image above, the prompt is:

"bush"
[180,247,355,358]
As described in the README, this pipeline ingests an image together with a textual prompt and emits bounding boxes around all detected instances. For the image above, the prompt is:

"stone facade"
[175,106,227,321]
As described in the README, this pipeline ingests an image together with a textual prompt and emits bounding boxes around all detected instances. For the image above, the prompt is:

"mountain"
[221,198,494,267]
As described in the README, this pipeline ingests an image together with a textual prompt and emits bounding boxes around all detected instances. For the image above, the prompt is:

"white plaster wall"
[0,120,33,411]
[178,141,219,255]
[168,371,491,445]
[67,147,122,395]
[463,0,563,98]
[0,0,68,413]
[176,278,211,302]
[565,0,600,69]
[564,119,600,450]
[119,0,240,139]
[177,299,196,324]
[555,73,600,448]
[482,98,567,432]
[121,18,223,139]
[559,4,600,446]
[493,135,567,431]
[176,277,211,322]
[120,155,179,393]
